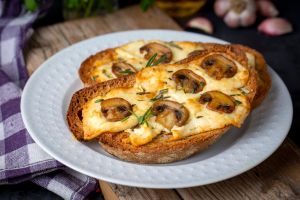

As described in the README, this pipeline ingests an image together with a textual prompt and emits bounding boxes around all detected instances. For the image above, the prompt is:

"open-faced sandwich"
[79,40,270,108]
[67,45,260,163]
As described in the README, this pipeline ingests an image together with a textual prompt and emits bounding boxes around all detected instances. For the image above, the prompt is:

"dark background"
[1,0,299,199]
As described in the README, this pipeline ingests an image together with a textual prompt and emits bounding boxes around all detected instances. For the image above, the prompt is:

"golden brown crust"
[231,44,271,108]
[99,127,230,163]
[78,48,117,86]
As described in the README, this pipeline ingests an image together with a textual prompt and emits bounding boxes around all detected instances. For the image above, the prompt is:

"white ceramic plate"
[21,30,293,188]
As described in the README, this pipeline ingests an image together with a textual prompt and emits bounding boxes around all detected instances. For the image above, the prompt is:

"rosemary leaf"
[145,53,157,67]
[94,99,103,103]
[235,100,242,105]
[165,41,183,50]
[152,54,167,66]
[121,115,130,122]
[119,69,134,75]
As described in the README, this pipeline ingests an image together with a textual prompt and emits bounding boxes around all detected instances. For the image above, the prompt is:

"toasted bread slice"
[67,46,257,163]
[78,40,270,108]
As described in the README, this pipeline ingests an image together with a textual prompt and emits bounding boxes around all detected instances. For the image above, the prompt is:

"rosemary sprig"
[91,75,99,81]
[94,99,103,103]
[165,41,183,50]
[152,54,167,66]
[145,53,157,67]
[235,100,242,105]
[145,53,167,67]
[102,69,112,78]
[230,94,241,97]
[129,107,153,126]
[119,69,134,75]
[121,115,130,122]
[150,89,170,102]
[136,86,150,95]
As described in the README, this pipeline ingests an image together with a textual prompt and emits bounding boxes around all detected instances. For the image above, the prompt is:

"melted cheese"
[82,51,251,145]
[89,40,205,82]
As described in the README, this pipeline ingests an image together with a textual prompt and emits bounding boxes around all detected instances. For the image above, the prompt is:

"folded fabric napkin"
[0,1,98,199]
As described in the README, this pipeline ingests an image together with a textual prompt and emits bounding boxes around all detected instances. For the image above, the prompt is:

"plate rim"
[21,29,293,188]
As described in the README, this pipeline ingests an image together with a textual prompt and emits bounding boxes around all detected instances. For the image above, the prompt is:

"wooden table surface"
[25,5,300,200]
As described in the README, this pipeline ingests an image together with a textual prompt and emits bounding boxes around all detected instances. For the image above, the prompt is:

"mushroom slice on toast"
[67,46,256,163]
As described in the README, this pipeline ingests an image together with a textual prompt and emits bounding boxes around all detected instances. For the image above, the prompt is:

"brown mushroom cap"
[101,98,132,122]
[140,42,172,64]
[199,91,236,113]
[112,62,137,77]
[152,100,189,130]
[172,69,206,93]
[201,54,237,80]
[187,50,205,58]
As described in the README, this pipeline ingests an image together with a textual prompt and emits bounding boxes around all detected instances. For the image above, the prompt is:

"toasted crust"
[231,44,271,108]
[99,127,230,163]
[79,48,117,86]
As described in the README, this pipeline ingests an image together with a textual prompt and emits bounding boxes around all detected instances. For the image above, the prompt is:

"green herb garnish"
[140,0,155,11]
[136,86,150,95]
[196,116,203,119]
[230,94,241,97]
[94,99,103,103]
[165,41,183,50]
[152,54,167,66]
[91,75,99,81]
[102,69,112,78]
[121,115,130,122]
[129,107,153,126]
[235,100,242,105]
[146,53,157,67]
[119,69,134,75]
[145,53,167,67]
[150,89,169,101]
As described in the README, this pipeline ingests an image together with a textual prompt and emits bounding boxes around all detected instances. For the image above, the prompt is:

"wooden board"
[24,5,300,200]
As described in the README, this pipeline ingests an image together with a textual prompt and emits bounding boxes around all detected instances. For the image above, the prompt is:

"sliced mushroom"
[201,54,237,80]
[112,62,137,77]
[140,42,172,63]
[101,98,132,122]
[152,100,189,130]
[172,69,206,93]
[199,91,235,113]
[188,49,205,58]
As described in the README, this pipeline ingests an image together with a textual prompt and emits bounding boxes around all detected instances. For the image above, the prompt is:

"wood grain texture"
[25,4,299,200]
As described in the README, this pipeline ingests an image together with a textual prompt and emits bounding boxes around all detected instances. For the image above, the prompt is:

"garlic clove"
[240,7,256,27]
[257,0,279,17]
[224,11,240,28]
[258,18,293,36]
[186,17,214,34]
[214,0,231,17]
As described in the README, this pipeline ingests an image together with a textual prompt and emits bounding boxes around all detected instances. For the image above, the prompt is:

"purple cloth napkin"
[0,1,98,199]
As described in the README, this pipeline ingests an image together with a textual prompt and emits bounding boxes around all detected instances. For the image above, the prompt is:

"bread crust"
[67,46,258,163]
[78,48,117,86]
[99,127,230,163]
[230,44,271,108]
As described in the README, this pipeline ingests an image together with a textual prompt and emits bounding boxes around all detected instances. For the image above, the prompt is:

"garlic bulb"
[214,0,257,28]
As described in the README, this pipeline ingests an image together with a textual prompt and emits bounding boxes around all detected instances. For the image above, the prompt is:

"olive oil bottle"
[156,0,206,18]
